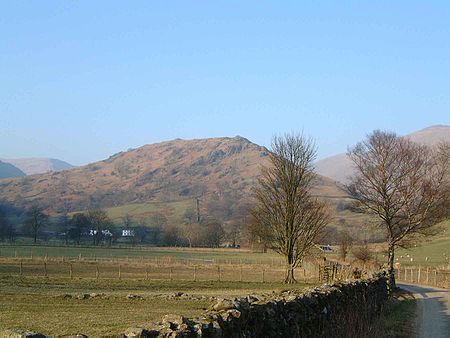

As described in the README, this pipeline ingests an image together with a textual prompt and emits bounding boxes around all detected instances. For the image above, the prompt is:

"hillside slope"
[0,137,346,220]
[1,158,74,175]
[0,161,25,179]
[315,125,450,183]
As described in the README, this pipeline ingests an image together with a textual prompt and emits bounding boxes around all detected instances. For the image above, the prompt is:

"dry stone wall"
[143,273,389,338]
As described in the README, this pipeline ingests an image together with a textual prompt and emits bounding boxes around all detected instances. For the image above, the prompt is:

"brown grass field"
[0,245,319,336]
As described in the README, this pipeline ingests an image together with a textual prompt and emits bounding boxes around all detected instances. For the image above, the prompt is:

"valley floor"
[0,276,311,336]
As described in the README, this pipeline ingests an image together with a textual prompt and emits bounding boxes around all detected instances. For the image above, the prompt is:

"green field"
[397,220,450,267]
[102,199,195,223]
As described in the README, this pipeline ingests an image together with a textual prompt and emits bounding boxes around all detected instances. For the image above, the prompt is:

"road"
[399,283,450,338]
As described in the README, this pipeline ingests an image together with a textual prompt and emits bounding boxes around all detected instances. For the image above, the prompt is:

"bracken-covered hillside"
[0,136,346,218]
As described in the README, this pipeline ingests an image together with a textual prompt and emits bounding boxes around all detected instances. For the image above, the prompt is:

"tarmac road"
[399,283,450,338]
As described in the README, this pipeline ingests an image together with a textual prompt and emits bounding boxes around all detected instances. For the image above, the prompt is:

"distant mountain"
[1,158,74,175]
[404,124,450,146]
[315,125,450,184]
[0,161,25,179]
[0,137,346,219]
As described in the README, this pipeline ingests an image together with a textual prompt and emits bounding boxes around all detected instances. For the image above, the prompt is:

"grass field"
[396,220,450,267]
[0,244,287,266]
[0,244,320,335]
[102,199,194,224]
[0,275,312,336]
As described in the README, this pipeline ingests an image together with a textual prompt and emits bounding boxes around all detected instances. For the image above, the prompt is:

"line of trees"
[1,130,448,287]
[0,205,231,248]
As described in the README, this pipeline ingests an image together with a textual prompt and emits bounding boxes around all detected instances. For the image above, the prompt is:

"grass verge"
[380,289,416,338]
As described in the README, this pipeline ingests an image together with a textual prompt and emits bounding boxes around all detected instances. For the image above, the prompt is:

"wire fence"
[396,266,450,288]
[0,257,322,284]
[0,246,288,266]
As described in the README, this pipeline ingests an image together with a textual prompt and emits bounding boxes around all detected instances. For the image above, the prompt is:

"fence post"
[20,260,23,276]
[262,268,265,283]
[44,262,47,277]
[119,265,121,280]
[404,267,407,281]
[217,266,221,282]
[70,264,73,279]
[418,267,421,284]
[145,267,149,280]
[426,267,429,284]
[194,266,197,282]
[434,270,437,286]
[96,265,99,280]
[240,265,243,282]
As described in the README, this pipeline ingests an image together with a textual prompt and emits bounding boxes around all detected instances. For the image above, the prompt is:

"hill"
[1,158,74,175]
[0,137,347,224]
[315,125,450,184]
[0,161,25,179]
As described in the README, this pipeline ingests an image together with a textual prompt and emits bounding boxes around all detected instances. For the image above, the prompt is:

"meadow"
[0,245,316,335]
[0,274,312,336]
[396,220,450,268]
[0,244,286,265]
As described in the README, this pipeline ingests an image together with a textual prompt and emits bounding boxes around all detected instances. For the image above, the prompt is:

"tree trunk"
[34,232,37,244]
[284,254,296,284]
[387,244,396,292]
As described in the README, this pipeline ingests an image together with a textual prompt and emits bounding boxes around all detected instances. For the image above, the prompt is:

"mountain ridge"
[1,157,74,175]
[0,160,25,179]
[0,136,346,221]
[315,124,450,184]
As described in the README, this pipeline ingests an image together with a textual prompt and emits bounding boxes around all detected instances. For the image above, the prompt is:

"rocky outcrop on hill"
[0,137,345,219]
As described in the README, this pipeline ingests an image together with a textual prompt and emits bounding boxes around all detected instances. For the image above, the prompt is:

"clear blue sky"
[1,1,449,165]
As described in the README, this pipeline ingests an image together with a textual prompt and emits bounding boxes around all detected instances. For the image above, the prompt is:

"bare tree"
[180,208,202,247]
[122,214,133,229]
[0,208,9,242]
[338,230,353,262]
[252,133,329,284]
[25,205,48,243]
[201,219,225,248]
[347,131,450,290]
[69,212,89,245]
[87,209,111,245]
[352,241,373,268]
[226,220,242,247]
[56,212,70,245]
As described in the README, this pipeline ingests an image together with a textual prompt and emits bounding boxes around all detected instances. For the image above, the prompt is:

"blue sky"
[1,1,449,165]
